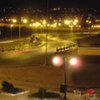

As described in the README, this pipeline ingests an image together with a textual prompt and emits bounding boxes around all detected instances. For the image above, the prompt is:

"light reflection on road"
[0,32,94,67]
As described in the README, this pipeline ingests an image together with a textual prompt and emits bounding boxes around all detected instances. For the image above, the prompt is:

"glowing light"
[74,19,78,23]
[29,24,32,27]
[69,57,82,69]
[12,18,17,23]
[51,23,57,28]
[64,20,71,25]
[10,24,14,27]
[22,19,28,23]
[52,56,64,67]
[58,23,62,26]
[42,19,47,25]
[69,58,78,66]
[47,24,50,27]
[32,22,42,28]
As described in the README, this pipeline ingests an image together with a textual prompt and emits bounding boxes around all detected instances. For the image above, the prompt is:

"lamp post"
[52,56,79,99]
[64,19,79,32]
[42,19,48,66]
[45,0,49,66]
[11,18,17,39]
[52,56,67,99]
[11,18,29,39]
[63,57,67,99]
[45,30,48,65]
[19,18,28,39]
[18,22,21,39]
[10,24,14,40]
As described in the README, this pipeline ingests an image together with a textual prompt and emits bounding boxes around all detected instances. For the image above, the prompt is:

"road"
[78,47,100,55]
[0,32,95,67]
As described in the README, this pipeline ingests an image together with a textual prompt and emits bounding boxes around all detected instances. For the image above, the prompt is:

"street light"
[69,57,78,66]
[45,0,49,66]
[11,18,28,39]
[19,18,28,39]
[22,18,28,24]
[10,24,14,39]
[52,56,64,67]
[45,25,48,65]
[64,19,79,32]
[11,18,17,39]
[11,18,17,23]
[52,56,79,99]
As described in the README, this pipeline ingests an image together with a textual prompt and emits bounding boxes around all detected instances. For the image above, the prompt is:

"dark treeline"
[0,27,33,40]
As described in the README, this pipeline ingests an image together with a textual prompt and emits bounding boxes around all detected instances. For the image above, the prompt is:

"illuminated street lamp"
[10,24,14,39]
[52,56,79,99]
[10,24,14,27]
[18,18,28,39]
[64,19,79,32]
[22,18,28,24]
[11,18,17,23]
[11,18,18,38]
[45,25,48,65]
[42,19,48,66]
[69,57,78,66]
[52,56,64,67]
[73,19,79,25]
[64,20,70,25]
[42,19,47,27]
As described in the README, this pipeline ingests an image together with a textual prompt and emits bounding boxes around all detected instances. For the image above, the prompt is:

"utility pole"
[63,57,67,99]
[45,0,49,66]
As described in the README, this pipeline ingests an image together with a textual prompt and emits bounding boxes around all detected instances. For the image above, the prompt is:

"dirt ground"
[0,55,100,92]
[0,65,64,91]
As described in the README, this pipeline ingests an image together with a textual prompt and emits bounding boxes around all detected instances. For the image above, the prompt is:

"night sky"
[0,0,100,9]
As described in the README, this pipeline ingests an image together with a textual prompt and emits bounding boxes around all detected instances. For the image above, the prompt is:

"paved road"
[78,47,100,55]
[0,32,75,66]
[0,32,94,66]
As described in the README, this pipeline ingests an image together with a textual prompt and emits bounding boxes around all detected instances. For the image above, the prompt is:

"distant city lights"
[0,16,99,30]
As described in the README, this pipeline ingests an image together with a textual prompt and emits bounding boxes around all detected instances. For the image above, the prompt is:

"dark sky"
[0,0,100,9]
